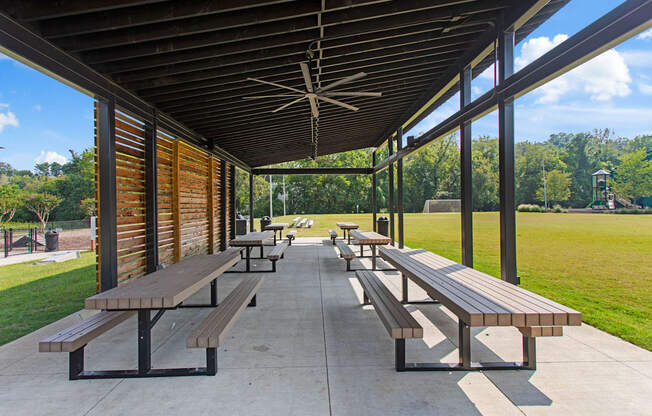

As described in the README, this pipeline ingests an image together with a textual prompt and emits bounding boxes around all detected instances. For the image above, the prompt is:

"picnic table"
[350,230,392,271]
[229,231,274,272]
[336,222,359,244]
[78,249,243,378]
[263,222,289,244]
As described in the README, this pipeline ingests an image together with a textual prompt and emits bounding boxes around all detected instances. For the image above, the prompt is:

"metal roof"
[0,0,568,167]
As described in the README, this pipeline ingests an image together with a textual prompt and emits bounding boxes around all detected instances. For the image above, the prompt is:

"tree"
[471,136,500,211]
[537,169,571,205]
[80,198,96,218]
[50,162,63,177]
[24,193,61,230]
[34,162,50,177]
[611,148,652,199]
[0,184,22,227]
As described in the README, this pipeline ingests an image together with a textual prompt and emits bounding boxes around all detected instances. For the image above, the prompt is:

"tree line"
[0,149,95,229]
[2,129,649,229]
[237,130,651,216]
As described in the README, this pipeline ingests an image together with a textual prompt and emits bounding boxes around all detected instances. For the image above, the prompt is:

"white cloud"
[516,34,631,103]
[0,107,19,133]
[639,82,652,95]
[34,104,41,111]
[621,49,652,67]
[35,151,67,165]
[637,28,652,40]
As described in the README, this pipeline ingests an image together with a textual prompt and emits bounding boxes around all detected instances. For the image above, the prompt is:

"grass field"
[0,251,96,345]
[261,212,652,350]
[1,213,649,351]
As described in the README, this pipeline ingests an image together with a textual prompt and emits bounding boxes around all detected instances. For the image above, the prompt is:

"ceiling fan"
[242,62,382,119]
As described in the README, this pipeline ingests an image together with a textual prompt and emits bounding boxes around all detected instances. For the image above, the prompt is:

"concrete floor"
[1,238,650,415]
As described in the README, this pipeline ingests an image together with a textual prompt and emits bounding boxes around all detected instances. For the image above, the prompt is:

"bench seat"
[356,271,423,339]
[39,310,135,353]
[377,246,582,371]
[335,240,356,271]
[328,229,337,243]
[286,230,296,245]
[187,276,264,348]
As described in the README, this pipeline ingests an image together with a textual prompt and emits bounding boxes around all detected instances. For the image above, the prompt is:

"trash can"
[235,213,248,235]
[260,216,272,232]
[376,216,389,237]
[45,229,59,252]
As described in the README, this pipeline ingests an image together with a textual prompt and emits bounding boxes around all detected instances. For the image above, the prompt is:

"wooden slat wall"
[225,163,232,242]
[211,158,223,254]
[114,110,148,282]
[178,141,211,258]
[94,104,232,289]
[156,129,175,267]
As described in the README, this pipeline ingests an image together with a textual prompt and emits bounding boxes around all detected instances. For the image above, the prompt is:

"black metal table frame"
[355,244,396,271]
[225,244,276,273]
[264,227,284,245]
[68,279,257,380]
[339,227,358,244]
[395,321,536,371]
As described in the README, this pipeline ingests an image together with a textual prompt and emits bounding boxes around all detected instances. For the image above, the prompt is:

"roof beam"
[252,168,372,175]
[0,0,166,21]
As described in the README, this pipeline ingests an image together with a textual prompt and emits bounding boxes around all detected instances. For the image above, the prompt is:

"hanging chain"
[312,116,319,160]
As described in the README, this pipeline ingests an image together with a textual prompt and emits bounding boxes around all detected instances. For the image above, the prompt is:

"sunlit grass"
[266,212,652,350]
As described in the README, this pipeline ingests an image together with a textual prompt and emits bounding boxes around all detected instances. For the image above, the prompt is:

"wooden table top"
[85,248,243,310]
[229,231,274,245]
[350,230,391,244]
[264,223,289,230]
[336,222,359,229]
[380,246,582,328]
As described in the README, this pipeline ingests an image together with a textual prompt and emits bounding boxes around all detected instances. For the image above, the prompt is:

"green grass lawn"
[0,251,96,345]
[263,212,652,350]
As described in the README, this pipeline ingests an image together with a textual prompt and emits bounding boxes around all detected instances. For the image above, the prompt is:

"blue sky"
[0,0,650,171]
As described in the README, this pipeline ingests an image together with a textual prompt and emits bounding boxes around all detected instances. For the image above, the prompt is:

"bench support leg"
[271,260,276,273]
[138,309,152,374]
[211,279,217,306]
[346,260,351,272]
[69,347,85,380]
[363,291,370,305]
[206,348,217,375]
[393,322,537,372]
[248,295,257,307]
[395,339,406,372]
[523,335,536,370]
[402,274,408,303]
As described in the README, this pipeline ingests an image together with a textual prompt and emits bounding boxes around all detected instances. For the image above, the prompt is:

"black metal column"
[388,137,395,244]
[138,309,152,373]
[498,28,518,285]
[229,165,236,240]
[249,173,254,232]
[98,98,118,291]
[396,128,404,249]
[460,65,473,268]
[372,150,377,232]
[144,114,158,274]
[220,161,227,250]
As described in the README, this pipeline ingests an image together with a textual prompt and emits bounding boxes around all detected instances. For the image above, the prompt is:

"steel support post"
[249,173,254,232]
[98,98,118,291]
[220,161,227,250]
[498,28,518,285]
[460,65,473,267]
[397,127,404,249]
[372,150,377,232]
[138,309,152,373]
[388,138,395,244]
[144,114,159,274]
[229,165,236,240]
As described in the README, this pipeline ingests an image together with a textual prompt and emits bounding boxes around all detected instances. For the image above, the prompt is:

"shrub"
[518,204,545,212]
[552,204,563,213]
[615,207,652,214]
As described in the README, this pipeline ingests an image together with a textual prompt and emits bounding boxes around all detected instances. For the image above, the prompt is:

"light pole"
[282,175,286,216]
[269,175,273,218]
[542,158,548,211]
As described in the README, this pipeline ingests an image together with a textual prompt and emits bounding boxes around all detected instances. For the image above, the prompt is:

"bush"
[614,207,652,214]
[552,204,564,213]
[517,204,545,212]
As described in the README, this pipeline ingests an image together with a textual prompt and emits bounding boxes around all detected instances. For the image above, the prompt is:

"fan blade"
[318,72,367,92]
[308,96,319,118]
[242,94,304,99]
[246,77,304,94]
[316,95,359,112]
[321,91,382,97]
[272,96,306,113]
[299,62,314,93]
